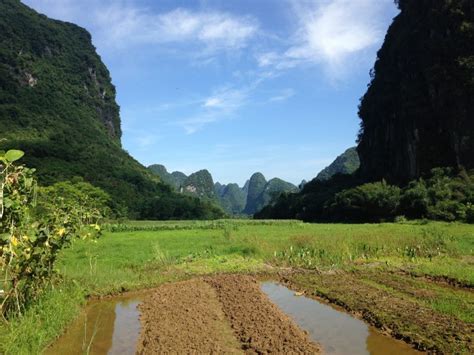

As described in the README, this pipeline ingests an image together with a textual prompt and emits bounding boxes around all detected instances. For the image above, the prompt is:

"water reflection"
[261,282,420,355]
[46,295,142,355]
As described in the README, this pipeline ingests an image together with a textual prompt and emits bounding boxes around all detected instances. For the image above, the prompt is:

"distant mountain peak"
[315,147,360,181]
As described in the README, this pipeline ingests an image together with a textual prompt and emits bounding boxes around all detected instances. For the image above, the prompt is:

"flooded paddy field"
[46,274,448,354]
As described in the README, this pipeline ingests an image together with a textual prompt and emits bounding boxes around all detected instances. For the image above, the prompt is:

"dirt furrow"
[205,274,321,354]
[137,278,243,354]
[137,275,321,354]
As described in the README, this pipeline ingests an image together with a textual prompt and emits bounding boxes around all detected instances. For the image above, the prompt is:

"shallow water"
[261,282,421,355]
[47,282,422,354]
[45,294,144,355]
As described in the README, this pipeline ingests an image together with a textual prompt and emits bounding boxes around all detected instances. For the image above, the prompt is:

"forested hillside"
[0,0,223,219]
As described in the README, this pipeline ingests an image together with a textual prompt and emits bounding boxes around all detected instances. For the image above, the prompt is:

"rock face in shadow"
[357,0,474,183]
[243,173,268,215]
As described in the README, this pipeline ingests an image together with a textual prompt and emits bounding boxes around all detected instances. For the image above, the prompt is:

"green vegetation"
[1,1,472,353]
[0,0,223,220]
[148,164,186,190]
[0,150,101,318]
[315,147,360,181]
[1,219,472,353]
[260,168,474,223]
[48,220,474,292]
[181,169,216,200]
[217,183,247,215]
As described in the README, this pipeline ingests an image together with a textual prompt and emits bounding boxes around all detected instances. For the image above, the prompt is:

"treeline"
[256,168,474,223]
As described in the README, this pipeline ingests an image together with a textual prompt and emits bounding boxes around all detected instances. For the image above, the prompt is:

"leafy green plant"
[0,150,101,318]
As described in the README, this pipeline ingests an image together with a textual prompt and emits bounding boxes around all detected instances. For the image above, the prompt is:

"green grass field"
[1,220,473,354]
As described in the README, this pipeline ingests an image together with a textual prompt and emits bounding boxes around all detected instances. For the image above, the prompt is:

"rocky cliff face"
[357,0,474,183]
[182,170,216,199]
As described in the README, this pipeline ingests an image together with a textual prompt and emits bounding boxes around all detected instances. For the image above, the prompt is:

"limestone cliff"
[357,0,474,182]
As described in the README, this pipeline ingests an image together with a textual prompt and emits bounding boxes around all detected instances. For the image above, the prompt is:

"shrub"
[329,180,401,222]
[0,150,100,318]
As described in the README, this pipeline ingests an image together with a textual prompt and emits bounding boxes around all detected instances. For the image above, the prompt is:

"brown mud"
[206,275,321,354]
[137,278,242,354]
[283,271,474,354]
[137,275,321,354]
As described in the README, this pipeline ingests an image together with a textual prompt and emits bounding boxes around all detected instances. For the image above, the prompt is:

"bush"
[0,150,100,318]
[329,180,401,222]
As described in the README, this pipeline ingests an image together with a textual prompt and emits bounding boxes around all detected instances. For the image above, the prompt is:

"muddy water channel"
[45,293,145,355]
[47,280,421,354]
[261,282,420,355]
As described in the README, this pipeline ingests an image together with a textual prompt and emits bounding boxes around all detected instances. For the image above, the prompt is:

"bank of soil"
[137,275,320,354]
[283,270,474,354]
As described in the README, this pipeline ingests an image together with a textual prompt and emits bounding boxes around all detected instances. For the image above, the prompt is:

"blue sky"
[23,0,399,186]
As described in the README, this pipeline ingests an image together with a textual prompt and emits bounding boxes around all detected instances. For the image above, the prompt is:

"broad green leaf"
[5,150,25,162]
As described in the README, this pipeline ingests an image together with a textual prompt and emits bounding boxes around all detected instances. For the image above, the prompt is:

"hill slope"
[0,0,222,219]
[315,147,360,181]
[148,164,187,190]
[181,170,216,200]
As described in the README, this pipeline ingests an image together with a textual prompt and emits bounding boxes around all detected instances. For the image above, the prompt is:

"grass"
[0,282,85,355]
[1,220,473,354]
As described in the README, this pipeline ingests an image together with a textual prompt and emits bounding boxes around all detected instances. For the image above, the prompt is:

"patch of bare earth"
[137,275,321,354]
[137,278,242,354]
[205,274,321,354]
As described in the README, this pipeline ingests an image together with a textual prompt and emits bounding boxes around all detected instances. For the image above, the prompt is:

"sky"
[23,0,399,186]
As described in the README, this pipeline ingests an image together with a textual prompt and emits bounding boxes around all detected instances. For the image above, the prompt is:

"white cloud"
[268,88,295,102]
[23,1,259,53]
[203,97,222,108]
[94,6,258,51]
[180,87,249,134]
[257,0,391,76]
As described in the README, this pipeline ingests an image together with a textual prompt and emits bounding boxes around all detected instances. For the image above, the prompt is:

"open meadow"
[1,220,473,353]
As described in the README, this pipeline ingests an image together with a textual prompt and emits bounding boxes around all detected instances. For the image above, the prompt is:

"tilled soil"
[284,271,474,354]
[205,275,321,354]
[137,278,242,354]
[137,275,320,354]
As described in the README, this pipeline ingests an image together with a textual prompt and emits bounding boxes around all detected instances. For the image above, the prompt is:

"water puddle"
[261,282,421,355]
[45,293,145,355]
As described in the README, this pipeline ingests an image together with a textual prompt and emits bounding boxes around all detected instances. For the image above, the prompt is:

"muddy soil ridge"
[137,275,321,354]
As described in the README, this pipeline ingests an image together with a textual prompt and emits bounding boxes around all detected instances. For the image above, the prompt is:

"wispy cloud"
[257,0,391,77]
[268,88,295,102]
[95,6,259,52]
[179,69,281,134]
[179,86,249,134]
[24,0,258,55]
